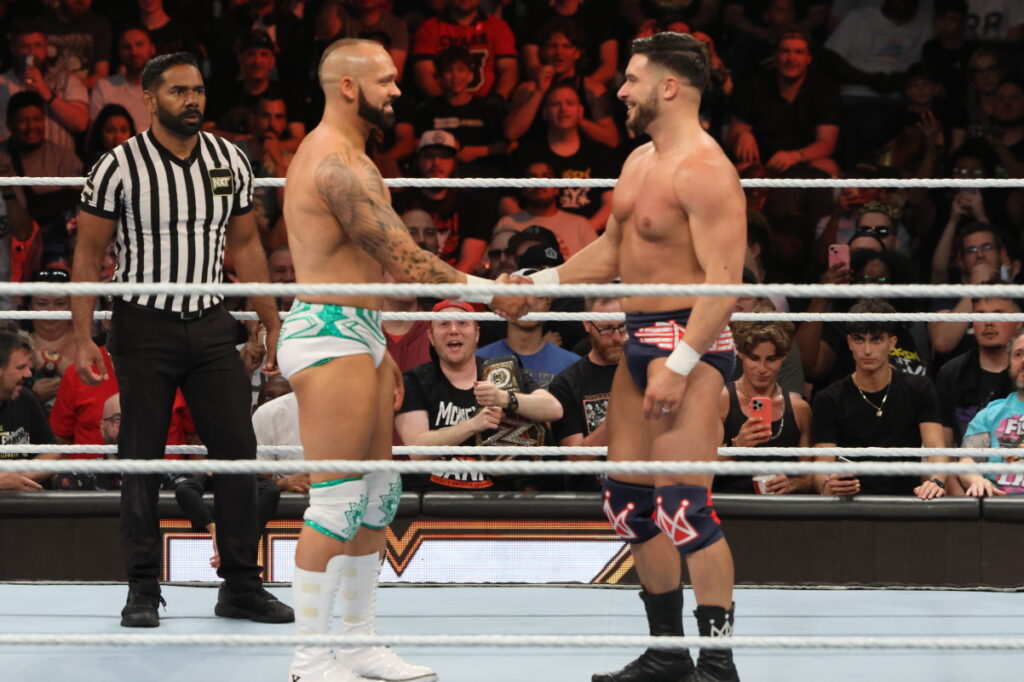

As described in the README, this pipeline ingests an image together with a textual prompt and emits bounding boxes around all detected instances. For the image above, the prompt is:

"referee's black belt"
[113,299,221,321]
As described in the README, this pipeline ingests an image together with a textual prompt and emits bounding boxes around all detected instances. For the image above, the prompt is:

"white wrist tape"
[528,268,561,286]
[461,275,494,304]
[665,341,701,377]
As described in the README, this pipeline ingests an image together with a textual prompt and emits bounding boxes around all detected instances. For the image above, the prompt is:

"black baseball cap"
[32,267,70,283]
[241,30,275,53]
[517,244,564,270]
[508,225,559,254]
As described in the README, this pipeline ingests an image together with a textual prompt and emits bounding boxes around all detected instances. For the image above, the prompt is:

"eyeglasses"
[856,225,891,237]
[592,323,626,337]
[963,242,997,256]
[488,248,515,259]
[952,167,985,177]
[855,274,888,284]
[102,414,121,424]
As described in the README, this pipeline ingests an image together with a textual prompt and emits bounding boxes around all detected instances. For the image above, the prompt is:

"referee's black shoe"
[120,582,165,628]
[214,583,294,623]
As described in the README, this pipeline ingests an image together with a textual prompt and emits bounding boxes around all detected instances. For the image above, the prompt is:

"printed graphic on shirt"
[583,393,609,434]
[0,426,29,458]
[986,414,1024,494]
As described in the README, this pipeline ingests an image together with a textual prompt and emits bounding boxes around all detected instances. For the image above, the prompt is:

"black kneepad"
[602,478,660,544]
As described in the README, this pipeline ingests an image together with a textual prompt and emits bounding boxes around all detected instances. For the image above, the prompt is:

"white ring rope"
[0,633,1019,650]
[10,310,1024,323]
[2,176,1023,189]
[2,281,1024,299]
[0,444,997,459]
[0,456,1016,477]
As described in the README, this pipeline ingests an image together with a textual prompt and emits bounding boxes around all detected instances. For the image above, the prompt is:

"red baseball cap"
[431,299,475,313]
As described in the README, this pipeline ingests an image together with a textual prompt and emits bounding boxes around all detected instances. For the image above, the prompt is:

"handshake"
[488,272,544,321]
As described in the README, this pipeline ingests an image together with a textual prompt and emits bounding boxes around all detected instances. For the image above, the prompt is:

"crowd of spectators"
[2,0,1024,500]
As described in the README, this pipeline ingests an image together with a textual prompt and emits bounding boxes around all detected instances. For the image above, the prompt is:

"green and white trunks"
[277,300,387,379]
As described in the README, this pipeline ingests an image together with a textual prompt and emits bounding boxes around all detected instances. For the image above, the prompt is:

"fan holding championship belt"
[395,300,563,491]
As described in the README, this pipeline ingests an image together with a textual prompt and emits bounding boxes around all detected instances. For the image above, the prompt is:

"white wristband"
[527,268,560,287]
[664,341,701,377]
[461,275,494,304]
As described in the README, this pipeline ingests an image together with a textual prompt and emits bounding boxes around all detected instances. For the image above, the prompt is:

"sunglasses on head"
[856,225,891,237]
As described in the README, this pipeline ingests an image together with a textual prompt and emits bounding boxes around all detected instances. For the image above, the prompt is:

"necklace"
[736,381,785,440]
[852,372,891,417]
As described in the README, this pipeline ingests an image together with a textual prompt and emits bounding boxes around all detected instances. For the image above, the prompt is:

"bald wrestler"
[519,33,745,682]
[278,39,522,682]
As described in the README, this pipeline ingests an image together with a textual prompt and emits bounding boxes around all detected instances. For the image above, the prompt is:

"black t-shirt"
[399,356,540,491]
[547,355,614,492]
[921,39,976,107]
[935,347,1012,446]
[519,2,615,76]
[0,390,56,459]
[548,356,615,442]
[410,96,506,148]
[148,18,202,59]
[515,135,618,220]
[205,81,306,133]
[730,69,841,160]
[819,322,928,392]
[392,188,495,264]
[812,372,941,495]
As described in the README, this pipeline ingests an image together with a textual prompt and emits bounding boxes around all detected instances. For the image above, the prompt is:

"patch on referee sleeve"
[208,168,235,196]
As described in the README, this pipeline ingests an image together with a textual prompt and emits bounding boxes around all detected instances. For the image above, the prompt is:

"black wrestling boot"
[685,604,740,682]
[120,581,165,628]
[592,589,696,682]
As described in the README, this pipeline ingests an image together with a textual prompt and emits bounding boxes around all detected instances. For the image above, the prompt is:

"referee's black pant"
[110,301,260,591]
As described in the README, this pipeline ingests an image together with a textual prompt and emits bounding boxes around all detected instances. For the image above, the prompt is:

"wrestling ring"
[0,174,1022,682]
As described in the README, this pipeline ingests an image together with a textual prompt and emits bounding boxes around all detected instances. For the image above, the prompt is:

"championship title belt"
[475,357,546,451]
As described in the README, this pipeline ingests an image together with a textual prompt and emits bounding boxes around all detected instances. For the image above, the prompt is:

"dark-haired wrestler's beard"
[627,90,659,135]
[358,89,395,130]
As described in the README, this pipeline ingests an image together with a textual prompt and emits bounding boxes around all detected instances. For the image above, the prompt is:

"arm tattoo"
[961,433,990,449]
[314,152,461,283]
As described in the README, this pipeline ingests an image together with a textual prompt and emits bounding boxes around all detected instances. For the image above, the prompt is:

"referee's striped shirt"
[79,129,254,314]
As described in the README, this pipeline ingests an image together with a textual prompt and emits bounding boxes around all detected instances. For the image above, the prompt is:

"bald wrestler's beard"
[626,91,659,136]
[358,89,396,130]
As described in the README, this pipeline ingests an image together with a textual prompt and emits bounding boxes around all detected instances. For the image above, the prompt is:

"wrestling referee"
[71,52,293,628]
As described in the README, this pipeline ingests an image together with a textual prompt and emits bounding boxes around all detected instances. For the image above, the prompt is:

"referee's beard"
[157,103,203,138]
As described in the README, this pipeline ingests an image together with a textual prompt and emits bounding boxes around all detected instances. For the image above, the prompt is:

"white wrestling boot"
[335,553,438,682]
[289,556,370,682]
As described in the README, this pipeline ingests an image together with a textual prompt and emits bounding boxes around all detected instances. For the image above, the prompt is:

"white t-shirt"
[252,392,301,477]
[967,0,1024,40]
[825,5,932,98]
[89,74,150,133]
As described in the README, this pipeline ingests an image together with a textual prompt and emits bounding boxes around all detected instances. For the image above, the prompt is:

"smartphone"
[749,396,772,428]
[828,244,850,270]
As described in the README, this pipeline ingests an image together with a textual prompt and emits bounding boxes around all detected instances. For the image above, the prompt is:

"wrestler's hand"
[262,323,280,375]
[489,273,533,320]
[473,380,509,409]
[75,338,108,385]
[642,365,688,420]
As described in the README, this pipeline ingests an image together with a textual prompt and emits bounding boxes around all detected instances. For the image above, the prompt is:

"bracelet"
[664,341,701,376]
[506,390,518,413]
[928,477,946,489]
